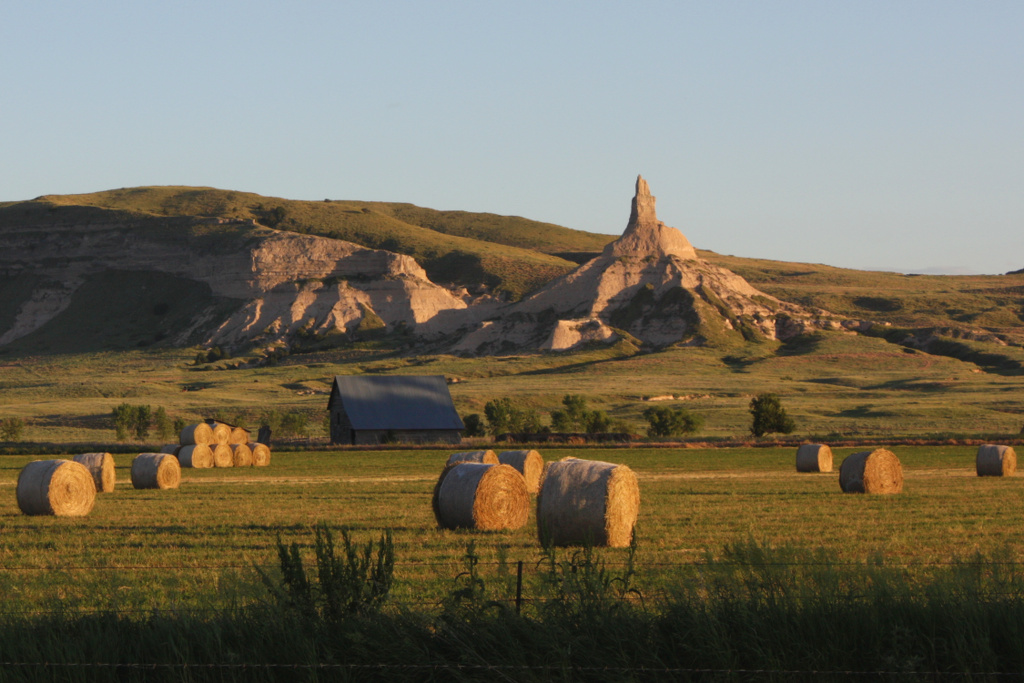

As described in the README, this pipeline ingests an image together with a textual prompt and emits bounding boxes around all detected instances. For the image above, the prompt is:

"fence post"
[515,561,524,615]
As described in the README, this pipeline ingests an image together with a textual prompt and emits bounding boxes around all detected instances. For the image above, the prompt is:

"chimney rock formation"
[448,175,828,355]
[608,175,698,260]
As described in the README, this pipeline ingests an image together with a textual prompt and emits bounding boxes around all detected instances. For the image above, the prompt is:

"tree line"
[462,392,796,440]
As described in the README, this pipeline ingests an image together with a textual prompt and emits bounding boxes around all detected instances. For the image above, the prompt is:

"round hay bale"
[229,427,250,445]
[433,463,529,531]
[977,444,1016,477]
[839,449,903,494]
[796,444,833,473]
[249,442,271,467]
[17,460,96,516]
[208,421,231,445]
[130,453,181,490]
[178,444,214,469]
[72,452,116,493]
[446,450,498,466]
[180,423,214,446]
[212,443,233,468]
[536,457,639,548]
[160,444,182,456]
[231,443,254,467]
[498,449,544,494]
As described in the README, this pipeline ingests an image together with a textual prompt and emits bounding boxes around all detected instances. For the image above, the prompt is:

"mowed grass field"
[2,445,1023,617]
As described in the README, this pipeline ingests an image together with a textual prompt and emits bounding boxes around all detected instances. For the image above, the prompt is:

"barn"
[327,375,465,445]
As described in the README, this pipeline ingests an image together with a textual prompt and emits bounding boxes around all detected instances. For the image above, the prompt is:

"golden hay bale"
[536,457,639,548]
[796,444,833,473]
[208,421,232,445]
[231,443,254,467]
[178,444,214,469]
[72,452,116,493]
[433,463,529,531]
[130,453,181,490]
[17,460,96,516]
[839,449,903,494]
[249,442,271,467]
[160,444,182,456]
[212,443,233,468]
[976,444,1017,477]
[180,423,214,446]
[498,449,544,494]
[229,427,250,445]
[446,450,499,466]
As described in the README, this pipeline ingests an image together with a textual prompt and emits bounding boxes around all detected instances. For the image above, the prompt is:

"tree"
[484,398,517,435]
[586,410,613,434]
[134,405,153,440]
[550,394,589,432]
[484,398,542,436]
[749,393,796,437]
[0,417,25,441]
[462,414,486,437]
[112,403,135,441]
[643,406,703,438]
[280,412,308,438]
[154,407,173,441]
[550,395,612,434]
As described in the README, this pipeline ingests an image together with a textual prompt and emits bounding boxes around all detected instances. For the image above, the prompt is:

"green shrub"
[484,397,542,435]
[0,417,25,441]
[462,413,485,437]
[749,393,796,437]
[643,405,703,438]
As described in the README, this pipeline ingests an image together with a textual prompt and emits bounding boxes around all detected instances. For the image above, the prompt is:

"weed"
[262,522,394,621]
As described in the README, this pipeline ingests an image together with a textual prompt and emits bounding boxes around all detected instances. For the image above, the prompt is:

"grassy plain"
[2,445,1024,618]
[1,324,1021,445]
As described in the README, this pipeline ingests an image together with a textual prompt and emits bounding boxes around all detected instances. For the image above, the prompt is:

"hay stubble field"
[3,445,1023,617]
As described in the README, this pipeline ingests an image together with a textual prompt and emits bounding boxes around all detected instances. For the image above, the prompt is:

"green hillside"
[13,187,614,299]
[704,250,1024,340]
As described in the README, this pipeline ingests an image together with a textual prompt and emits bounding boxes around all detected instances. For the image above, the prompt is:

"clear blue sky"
[2,2,1021,274]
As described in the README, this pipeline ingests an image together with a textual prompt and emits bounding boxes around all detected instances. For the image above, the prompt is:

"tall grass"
[2,536,1024,681]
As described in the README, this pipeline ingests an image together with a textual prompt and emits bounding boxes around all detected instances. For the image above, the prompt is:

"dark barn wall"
[353,429,463,446]
[330,407,355,445]
[330,407,462,445]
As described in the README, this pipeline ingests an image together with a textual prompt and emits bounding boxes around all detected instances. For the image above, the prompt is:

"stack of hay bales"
[432,462,529,531]
[976,444,1016,477]
[72,452,116,493]
[498,449,544,494]
[796,444,833,473]
[16,459,97,517]
[536,457,640,548]
[839,449,903,494]
[168,420,271,468]
[131,453,181,490]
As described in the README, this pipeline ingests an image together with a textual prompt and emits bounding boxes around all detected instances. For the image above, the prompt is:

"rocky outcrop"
[0,215,467,350]
[448,176,830,355]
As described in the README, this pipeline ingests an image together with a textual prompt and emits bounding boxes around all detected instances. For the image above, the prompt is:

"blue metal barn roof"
[328,375,465,431]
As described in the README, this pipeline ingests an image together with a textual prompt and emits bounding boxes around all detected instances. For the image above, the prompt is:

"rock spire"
[606,175,698,260]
